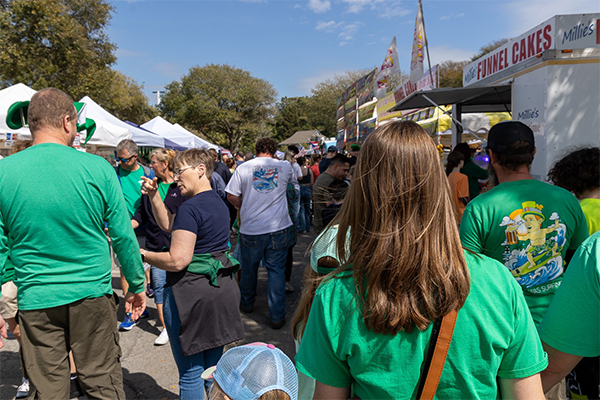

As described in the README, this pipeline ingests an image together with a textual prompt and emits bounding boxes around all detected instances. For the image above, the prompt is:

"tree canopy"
[159,64,278,152]
[0,0,155,124]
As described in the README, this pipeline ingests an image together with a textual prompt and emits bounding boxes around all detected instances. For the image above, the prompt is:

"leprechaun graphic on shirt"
[499,201,566,294]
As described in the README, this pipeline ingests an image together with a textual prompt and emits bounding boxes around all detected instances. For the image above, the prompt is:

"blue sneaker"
[140,309,150,319]
[118,313,139,331]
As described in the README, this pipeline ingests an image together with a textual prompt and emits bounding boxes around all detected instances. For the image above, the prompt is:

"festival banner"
[336,105,344,120]
[376,92,403,122]
[358,101,377,122]
[337,117,346,131]
[409,0,425,84]
[344,96,357,114]
[374,37,401,99]
[357,69,377,107]
[359,118,377,143]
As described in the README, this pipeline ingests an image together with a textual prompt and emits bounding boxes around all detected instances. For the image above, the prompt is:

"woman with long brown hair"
[295,121,547,399]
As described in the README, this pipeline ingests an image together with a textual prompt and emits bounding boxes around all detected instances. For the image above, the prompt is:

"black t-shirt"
[172,190,230,254]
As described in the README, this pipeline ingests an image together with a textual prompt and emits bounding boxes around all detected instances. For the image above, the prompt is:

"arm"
[540,342,582,393]
[142,229,195,272]
[227,193,242,210]
[0,315,6,349]
[141,176,176,232]
[498,374,545,400]
[313,382,351,400]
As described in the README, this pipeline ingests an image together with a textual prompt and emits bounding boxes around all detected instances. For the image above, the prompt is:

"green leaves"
[159,64,277,152]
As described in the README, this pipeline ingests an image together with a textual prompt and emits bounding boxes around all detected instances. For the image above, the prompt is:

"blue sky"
[108,0,600,105]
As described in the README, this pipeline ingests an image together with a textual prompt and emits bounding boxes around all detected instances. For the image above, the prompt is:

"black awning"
[390,84,512,113]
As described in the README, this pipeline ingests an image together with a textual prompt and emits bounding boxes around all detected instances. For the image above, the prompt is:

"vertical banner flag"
[409,0,425,84]
[374,36,401,99]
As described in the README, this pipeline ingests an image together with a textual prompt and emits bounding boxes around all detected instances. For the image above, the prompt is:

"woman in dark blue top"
[140,149,244,399]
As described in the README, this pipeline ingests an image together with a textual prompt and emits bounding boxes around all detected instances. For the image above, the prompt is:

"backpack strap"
[415,309,459,400]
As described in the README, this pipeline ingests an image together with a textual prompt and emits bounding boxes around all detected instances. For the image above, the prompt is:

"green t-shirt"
[118,165,145,218]
[295,251,548,399]
[0,143,145,310]
[538,231,600,357]
[460,160,488,199]
[158,181,171,202]
[580,198,600,235]
[459,179,589,325]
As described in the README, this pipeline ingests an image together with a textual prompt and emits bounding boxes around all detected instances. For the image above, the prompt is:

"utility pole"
[152,90,165,105]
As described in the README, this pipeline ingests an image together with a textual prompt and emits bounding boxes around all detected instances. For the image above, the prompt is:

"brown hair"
[291,264,333,341]
[310,153,321,165]
[493,141,535,171]
[209,381,290,400]
[225,157,235,169]
[334,121,470,334]
[255,137,277,156]
[150,148,178,172]
[174,148,214,181]
[28,88,76,134]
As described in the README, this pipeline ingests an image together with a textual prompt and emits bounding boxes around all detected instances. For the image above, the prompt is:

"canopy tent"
[279,130,324,145]
[79,96,164,148]
[125,121,186,151]
[390,84,512,114]
[0,83,37,139]
[395,106,511,147]
[172,123,219,150]
[142,117,219,150]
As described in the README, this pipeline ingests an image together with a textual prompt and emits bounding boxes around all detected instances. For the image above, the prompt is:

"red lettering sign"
[543,24,552,50]
[527,34,535,58]
[536,29,542,53]
[512,42,519,64]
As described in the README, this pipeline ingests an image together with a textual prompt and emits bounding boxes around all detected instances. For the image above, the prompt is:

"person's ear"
[488,149,498,164]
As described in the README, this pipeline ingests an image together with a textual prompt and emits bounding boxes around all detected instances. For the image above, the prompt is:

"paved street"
[0,231,316,399]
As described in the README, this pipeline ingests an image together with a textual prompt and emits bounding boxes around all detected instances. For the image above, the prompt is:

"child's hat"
[201,342,298,400]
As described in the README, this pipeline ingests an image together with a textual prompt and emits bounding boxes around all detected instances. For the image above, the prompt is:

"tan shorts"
[0,280,18,319]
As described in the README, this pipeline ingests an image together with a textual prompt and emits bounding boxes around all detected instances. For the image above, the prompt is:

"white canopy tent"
[0,83,36,139]
[142,117,218,150]
[79,96,165,148]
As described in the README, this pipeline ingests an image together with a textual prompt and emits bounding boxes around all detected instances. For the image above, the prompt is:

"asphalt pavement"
[0,230,317,400]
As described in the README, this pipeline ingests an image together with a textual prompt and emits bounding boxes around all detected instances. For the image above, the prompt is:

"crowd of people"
[0,87,598,400]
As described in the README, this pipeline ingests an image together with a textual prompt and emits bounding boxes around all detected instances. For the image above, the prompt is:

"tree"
[159,64,277,152]
[0,0,156,125]
[471,38,510,61]
[438,60,469,88]
[273,96,312,143]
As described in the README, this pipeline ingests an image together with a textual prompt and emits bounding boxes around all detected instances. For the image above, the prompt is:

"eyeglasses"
[174,165,194,177]
[117,154,136,163]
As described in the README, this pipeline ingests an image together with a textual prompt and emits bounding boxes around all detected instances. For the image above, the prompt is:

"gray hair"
[116,139,138,156]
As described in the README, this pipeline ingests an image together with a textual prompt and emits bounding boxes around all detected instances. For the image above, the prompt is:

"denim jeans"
[239,229,288,322]
[150,266,167,304]
[163,287,223,399]
[298,185,312,232]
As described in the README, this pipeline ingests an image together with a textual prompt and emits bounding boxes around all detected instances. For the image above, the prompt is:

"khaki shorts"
[0,280,18,319]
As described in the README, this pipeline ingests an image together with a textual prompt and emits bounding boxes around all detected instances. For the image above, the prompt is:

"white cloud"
[503,0,600,36]
[316,20,339,31]
[440,12,464,21]
[379,3,410,18]
[427,45,473,65]
[308,0,331,13]
[338,22,362,40]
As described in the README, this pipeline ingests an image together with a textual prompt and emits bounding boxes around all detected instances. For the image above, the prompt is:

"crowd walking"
[0,87,598,400]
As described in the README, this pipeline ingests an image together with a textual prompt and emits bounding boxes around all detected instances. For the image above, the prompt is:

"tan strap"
[419,309,459,400]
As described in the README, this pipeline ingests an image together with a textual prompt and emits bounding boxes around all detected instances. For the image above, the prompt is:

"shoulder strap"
[415,309,459,400]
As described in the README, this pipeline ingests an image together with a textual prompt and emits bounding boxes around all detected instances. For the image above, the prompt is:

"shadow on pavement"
[123,367,178,400]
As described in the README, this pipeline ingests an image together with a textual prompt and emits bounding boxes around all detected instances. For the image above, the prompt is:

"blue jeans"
[150,266,167,304]
[299,185,312,232]
[239,229,288,322]
[163,287,224,399]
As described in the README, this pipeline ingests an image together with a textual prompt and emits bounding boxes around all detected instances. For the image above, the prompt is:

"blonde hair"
[334,120,470,334]
[209,381,290,400]
[291,264,332,341]
[150,148,177,171]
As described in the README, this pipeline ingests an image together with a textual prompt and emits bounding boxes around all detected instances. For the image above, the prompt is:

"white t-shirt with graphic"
[226,157,293,236]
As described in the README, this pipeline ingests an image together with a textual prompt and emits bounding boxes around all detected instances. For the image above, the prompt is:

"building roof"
[279,130,323,145]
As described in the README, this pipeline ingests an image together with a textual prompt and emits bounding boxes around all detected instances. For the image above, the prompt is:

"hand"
[124,291,146,321]
[0,315,7,350]
[140,176,158,196]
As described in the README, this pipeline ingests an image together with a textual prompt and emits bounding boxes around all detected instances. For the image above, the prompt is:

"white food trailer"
[392,13,600,179]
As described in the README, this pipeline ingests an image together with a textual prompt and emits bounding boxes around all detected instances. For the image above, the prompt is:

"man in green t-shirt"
[460,121,589,326]
[114,139,154,329]
[0,88,145,398]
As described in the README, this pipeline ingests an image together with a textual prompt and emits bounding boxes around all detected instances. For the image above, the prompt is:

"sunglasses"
[117,154,136,163]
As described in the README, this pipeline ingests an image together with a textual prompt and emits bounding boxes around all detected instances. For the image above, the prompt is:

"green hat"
[350,144,361,151]
[6,100,96,145]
